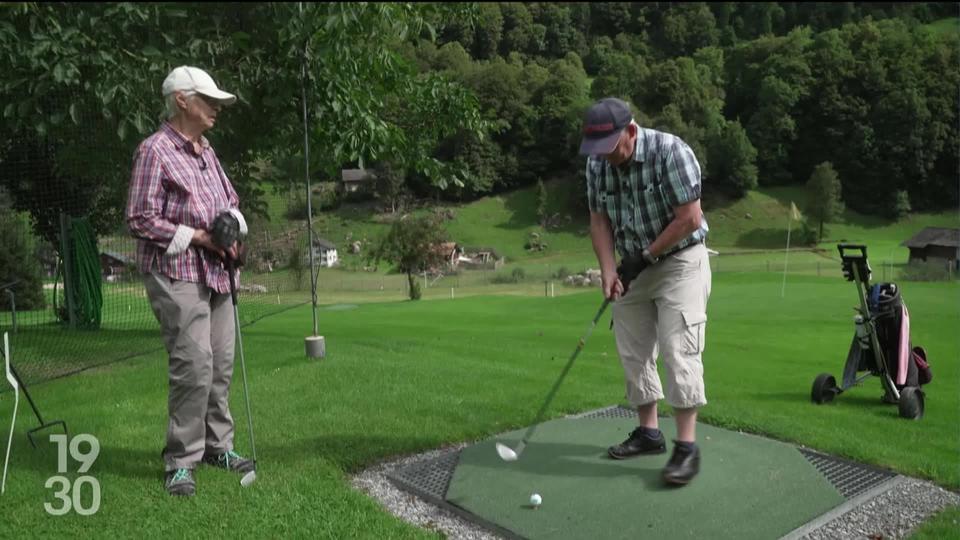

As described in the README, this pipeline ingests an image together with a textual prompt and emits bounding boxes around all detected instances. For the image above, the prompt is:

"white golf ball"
[530,493,542,506]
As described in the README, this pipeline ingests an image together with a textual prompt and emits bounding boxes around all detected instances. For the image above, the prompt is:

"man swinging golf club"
[126,65,255,496]
[580,97,712,486]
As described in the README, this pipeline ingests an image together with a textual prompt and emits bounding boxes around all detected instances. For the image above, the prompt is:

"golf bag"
[811,244,931,419]
[843,282,932,397]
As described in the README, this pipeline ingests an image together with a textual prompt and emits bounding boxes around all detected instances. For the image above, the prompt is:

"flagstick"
[781,214,793,298]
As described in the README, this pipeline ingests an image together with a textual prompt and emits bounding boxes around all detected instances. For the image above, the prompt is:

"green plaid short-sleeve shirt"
[585,125,709,259]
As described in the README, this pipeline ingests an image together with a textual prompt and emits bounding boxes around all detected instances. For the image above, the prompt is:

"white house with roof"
[306,237,339,268]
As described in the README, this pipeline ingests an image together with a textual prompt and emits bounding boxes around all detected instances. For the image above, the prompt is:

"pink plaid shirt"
[126,122,239,294]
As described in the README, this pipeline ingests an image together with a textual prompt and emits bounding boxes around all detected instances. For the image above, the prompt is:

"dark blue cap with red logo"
[579,97,633,156]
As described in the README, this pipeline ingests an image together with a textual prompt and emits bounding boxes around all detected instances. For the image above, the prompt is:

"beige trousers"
[144,268,236,471]
[612,243,712,409]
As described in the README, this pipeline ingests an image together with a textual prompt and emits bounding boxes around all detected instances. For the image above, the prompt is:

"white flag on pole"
[781,202,802,298]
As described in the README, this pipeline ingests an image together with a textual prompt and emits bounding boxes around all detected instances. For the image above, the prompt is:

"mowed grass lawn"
[0,272,956,537]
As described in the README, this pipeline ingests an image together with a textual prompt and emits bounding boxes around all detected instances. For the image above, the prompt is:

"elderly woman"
[125,65,252,497]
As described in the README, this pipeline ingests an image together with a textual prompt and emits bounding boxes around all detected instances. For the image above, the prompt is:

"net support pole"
[300,2,324,359]
[59,213,76,329]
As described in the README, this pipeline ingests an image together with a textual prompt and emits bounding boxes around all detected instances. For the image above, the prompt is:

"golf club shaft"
[518,298,611,447]
[229,263,258,464]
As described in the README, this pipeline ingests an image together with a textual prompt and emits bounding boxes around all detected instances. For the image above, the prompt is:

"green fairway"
[0,272,956,538]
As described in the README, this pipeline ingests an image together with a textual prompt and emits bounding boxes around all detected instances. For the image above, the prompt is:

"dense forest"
[411,2,959,219]
[1,2,957,235]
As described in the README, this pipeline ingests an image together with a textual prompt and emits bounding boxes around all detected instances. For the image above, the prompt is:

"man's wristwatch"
[642,248,659,265]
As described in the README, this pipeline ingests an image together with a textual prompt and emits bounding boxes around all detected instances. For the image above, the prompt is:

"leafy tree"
[288,240,305,291]
[892,190,912,220]
[433,41,474,74]
[265,3,488,192]
[440,132,503,199]
[805,162,845,242]
[584,35,614,74]
[536,179,548,228]
[369,214,449,301]
[724,28,813,185]
[528,57,591,179]
[472,3,504,60]
[654,3,719,58]
[0,2,489,242]
[0,211,45,311]
[737,3,786,38]
[706,119,758,196]
[499,2,535,55]
[372,161,409,214]
[590,51,649,101]
[0,3,201,242]
[530,3,577,58]
[590,3,634,37]
[794,18,958,215]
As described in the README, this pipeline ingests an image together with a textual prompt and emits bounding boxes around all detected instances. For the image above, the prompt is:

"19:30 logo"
[45,434,101,516]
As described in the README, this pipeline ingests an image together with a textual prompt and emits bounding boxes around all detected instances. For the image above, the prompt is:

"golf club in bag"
[212,211,258,487]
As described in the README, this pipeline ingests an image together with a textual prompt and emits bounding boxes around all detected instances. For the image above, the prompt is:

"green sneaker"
[202,450,255,474]
[164,468,195,497]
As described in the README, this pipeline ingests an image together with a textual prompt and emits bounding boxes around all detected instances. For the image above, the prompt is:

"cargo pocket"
[681,311,707,355]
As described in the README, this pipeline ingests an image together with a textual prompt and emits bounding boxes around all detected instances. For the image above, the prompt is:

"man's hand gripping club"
[604,249,657,301]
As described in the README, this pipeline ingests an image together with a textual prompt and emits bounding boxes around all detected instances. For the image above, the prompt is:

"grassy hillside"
[926,17,959,36]
[242,178,956,286]
[706,185,959,258]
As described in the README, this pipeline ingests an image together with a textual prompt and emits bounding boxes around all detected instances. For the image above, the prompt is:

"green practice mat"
[445,416,846,539]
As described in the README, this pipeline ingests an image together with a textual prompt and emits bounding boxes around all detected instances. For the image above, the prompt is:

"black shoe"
[202,450,255,474]
[608,427,666,459]
[164,468,196,497]
[662,442,700,486]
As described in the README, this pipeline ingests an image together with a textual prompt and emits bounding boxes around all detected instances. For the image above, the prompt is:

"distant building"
[427,242,463,272]
[900,227,960,269]
[100,250,134,281]
[458,247,505,270]
[340,168,375,193]
[306,238,339,268]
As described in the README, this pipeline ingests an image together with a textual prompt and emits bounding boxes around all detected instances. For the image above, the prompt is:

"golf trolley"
[811,245,931,419]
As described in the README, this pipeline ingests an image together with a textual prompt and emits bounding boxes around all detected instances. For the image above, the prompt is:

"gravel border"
[349,442,505,540]
[797,477,959,540]
[349,412,959,540]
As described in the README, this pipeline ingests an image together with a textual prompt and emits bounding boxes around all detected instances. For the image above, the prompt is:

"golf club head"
[496,442,524,462]
[240,469,257,487]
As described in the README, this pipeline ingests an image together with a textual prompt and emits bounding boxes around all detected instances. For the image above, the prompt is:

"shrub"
[0,211,45,311]
[285,184,342,219]
[899,260,957,282]
[491,267,527,284]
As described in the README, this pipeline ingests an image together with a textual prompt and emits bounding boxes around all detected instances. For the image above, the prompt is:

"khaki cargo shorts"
[611,243,712,409]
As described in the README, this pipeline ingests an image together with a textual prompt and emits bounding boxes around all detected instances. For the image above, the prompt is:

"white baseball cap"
[162,66,237,105]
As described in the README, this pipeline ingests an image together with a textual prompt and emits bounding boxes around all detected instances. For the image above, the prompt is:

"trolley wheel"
[898,387,924,420]
[811,373,838,404]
